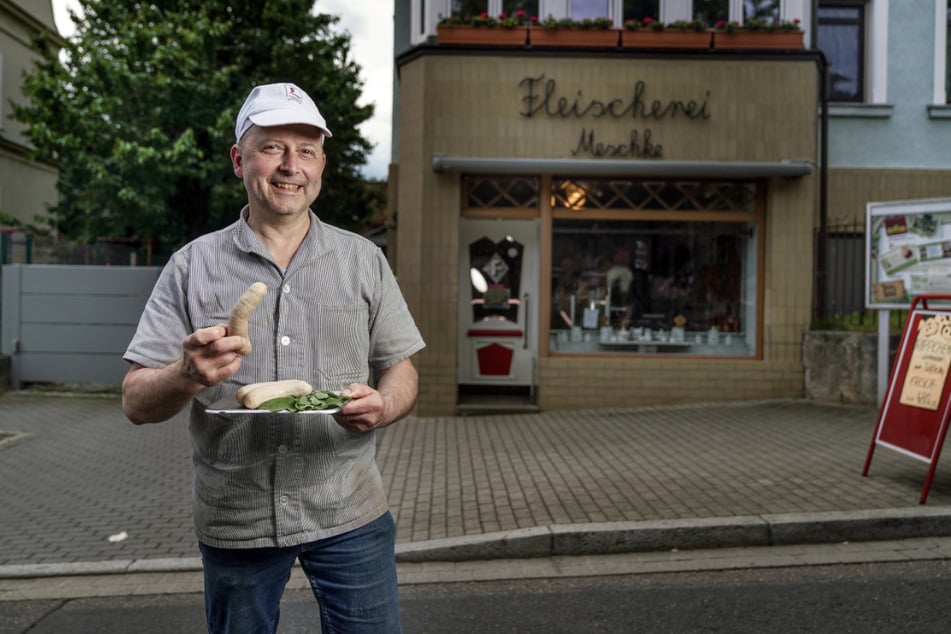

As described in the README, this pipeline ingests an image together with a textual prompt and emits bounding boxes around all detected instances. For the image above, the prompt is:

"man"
[122,82,424,633]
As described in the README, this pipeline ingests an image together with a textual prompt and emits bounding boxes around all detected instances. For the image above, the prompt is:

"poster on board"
[866,198,951,309]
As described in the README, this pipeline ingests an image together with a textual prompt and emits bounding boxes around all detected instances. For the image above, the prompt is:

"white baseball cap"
[234,82,333,143]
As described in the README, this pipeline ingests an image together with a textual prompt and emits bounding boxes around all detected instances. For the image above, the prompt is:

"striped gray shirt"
[124,209,425,548]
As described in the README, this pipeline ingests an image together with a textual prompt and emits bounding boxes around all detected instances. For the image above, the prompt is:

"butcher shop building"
[390,0,822,416]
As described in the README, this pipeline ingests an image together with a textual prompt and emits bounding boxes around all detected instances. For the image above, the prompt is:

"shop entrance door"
[458,218,539,392]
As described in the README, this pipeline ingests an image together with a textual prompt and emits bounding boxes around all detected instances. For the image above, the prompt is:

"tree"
[13,0,377,258]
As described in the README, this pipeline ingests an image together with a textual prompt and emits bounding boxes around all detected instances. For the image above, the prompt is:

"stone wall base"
[803,331,897,405]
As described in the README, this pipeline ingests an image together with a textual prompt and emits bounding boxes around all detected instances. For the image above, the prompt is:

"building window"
[818,2,867,103]
[693,0,728,24]
[503,0,539,15]
[452,0,489,15]
[448,0,539,17]
[552,179,757,212]
[429,0,798,31]
[572,0,611,20]
[744,0,781,21]
[549,178,762,357]
[623,0,660,22]
[464,176,540,208]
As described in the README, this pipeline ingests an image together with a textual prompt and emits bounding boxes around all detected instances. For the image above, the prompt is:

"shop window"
[551,218,758,356]
[549,178,762,357]
[552,179,757,212]
[463,175,540,209]
[817,2,867,103]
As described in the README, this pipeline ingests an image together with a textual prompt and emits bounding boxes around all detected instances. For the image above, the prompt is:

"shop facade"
[392,43,820,416]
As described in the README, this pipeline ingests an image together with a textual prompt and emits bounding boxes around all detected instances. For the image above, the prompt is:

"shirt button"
[280,495,289,505]
[278,445,288,454]
[282,284,291,294]
[280,336,291,346]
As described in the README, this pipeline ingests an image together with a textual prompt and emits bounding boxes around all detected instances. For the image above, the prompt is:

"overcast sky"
[50,0,394,180]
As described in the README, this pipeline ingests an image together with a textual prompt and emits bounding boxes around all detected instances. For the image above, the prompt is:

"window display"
[550,219,757,356]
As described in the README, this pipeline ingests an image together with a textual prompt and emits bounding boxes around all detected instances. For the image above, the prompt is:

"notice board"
[866,198,951,309]
[863,295,951,502]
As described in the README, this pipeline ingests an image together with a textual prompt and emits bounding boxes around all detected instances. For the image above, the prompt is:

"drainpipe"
[812,1,830,323]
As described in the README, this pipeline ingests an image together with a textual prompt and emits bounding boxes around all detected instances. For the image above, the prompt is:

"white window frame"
[934,0,947,105]
[867,0,888,103]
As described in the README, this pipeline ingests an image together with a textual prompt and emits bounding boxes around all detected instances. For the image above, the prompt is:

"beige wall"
[0,0,60,226]
[398,52,820,415]
[826,168,951,227]
[0,152,57,221]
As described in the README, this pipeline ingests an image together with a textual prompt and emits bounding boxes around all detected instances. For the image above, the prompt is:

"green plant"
[541,15,612,31]
[438,10,537,29]
[624,17,663,31]
[668,19,707,33]
[714,20,741,33]
[812,310,906,335]
[715,17,802,32]
[498,10,534,28]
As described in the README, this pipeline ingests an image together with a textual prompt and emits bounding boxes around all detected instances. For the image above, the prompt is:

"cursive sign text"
[573,128,663,159]
[519,74,711,121]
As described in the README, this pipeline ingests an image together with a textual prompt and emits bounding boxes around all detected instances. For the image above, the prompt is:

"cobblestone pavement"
[2,393,950,570]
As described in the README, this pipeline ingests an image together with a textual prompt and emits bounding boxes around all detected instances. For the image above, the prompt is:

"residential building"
[0,0,60,232]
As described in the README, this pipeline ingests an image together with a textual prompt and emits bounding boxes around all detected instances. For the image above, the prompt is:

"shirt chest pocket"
[315,304,370,386]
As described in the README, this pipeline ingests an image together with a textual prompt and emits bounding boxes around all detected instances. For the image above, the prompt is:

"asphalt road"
[6,557,951,633]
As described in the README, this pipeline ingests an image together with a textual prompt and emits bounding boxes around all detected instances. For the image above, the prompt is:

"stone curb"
[393,507,951,562]
[4,508,951,579]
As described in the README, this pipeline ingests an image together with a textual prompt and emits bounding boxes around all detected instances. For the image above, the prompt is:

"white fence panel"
[1,264,161,388]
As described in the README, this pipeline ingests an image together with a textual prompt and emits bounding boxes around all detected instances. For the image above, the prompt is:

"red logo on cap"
[285,85,303,103]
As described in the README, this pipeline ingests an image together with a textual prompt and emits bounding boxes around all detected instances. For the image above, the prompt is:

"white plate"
[205,396,341,415]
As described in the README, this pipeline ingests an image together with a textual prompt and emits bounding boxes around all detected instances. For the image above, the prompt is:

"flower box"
[529,27,621,48]
[437,24,528,46]
[621,30,712,49]
[712,30,804,50]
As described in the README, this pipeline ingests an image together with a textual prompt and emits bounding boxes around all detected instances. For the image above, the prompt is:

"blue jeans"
[199,512,401,634]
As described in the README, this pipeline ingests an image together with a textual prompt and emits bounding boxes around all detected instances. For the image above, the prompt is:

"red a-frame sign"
[863,295,951,503]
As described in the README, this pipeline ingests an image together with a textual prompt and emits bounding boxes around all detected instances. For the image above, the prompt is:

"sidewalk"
[2,392,951,581]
